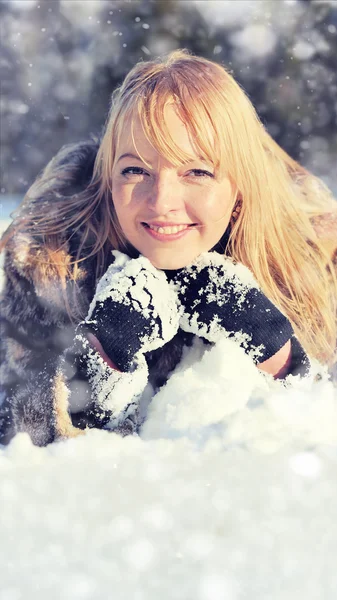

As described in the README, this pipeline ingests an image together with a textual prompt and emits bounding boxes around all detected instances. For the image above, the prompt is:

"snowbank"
[1,419,337,600]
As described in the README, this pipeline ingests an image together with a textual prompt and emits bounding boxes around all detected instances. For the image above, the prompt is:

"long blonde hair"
[2,49,337,363]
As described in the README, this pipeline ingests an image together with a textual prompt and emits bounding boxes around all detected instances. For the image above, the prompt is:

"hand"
[170,252,294,365]
[84,250,180,372]
[61,251,180,433]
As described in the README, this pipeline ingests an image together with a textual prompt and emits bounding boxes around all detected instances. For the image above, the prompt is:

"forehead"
[115,103,208,164]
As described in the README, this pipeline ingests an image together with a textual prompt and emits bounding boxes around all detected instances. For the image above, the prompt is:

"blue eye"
[190,169,214,178]
[121,167,148,176]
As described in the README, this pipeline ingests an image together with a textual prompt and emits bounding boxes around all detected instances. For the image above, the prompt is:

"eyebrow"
[116,153,210,164]
[117,153,148,163]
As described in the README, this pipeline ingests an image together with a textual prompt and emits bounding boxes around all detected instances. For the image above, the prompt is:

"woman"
[1,49,336,447]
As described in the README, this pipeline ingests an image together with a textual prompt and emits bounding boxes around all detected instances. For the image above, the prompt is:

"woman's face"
[111,104,236,269]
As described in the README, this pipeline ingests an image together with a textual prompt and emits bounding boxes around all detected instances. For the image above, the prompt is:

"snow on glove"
[71,250,180,431]
[169,252,310,375]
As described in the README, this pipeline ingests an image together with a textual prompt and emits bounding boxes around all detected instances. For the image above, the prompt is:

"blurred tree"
[0,0,336,196]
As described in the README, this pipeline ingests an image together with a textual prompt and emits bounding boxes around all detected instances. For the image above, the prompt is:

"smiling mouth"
[141,222,197,234]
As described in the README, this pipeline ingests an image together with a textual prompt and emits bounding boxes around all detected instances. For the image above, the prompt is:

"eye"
[121,166,149,177]
[188,169,214,178]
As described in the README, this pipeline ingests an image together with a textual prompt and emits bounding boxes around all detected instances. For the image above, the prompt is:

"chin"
[144,250,201,271]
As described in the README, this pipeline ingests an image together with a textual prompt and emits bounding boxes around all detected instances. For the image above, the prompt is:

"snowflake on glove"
[168,252,310,377]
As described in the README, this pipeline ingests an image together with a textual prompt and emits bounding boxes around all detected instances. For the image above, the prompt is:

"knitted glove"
[169,252,310,376]
[85,250,180,371]
[65,250,180,431]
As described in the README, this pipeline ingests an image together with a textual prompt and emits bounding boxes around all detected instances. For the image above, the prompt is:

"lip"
[141,222,195,242]
[143,221,196,227]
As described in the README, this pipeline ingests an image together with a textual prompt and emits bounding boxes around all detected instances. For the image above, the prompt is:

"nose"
[147,172,184,214]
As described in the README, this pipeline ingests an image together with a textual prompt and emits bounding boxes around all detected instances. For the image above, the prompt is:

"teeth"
[148,224,188,234]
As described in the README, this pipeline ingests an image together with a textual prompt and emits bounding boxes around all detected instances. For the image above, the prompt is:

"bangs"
[113,75,227,177]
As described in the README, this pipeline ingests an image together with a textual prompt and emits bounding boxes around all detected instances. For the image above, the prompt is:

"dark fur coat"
[0,139,195,446]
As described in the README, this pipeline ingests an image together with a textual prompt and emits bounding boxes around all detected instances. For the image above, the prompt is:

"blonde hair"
[2,49,337,362]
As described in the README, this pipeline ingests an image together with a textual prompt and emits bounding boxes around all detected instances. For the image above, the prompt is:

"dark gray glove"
[84,251,180,372]
[170,252,310,375]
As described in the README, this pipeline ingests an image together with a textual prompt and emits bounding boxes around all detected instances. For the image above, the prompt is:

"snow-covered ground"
[1,209,337,600]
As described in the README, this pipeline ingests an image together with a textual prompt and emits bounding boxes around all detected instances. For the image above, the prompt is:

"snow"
[191,0,256,28]
[230,25,277,59]
[292,41,316,61]
[1,419,337,599]
[10,0,37,10]
[1,214,337,598]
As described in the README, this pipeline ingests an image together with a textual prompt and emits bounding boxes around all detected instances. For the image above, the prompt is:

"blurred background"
[1,0,337,217]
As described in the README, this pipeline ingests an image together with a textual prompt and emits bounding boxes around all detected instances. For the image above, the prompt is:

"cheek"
[197,187,234,233]
[112,184,134,227]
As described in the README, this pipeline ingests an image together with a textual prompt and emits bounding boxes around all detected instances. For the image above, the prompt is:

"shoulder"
[32,135,101,198]
[2,137,102,312]
[2,229,95,317]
